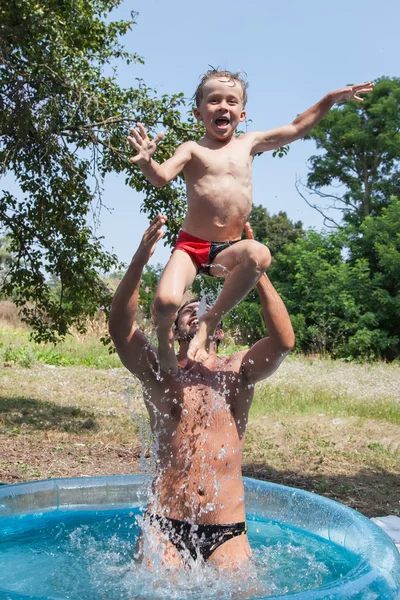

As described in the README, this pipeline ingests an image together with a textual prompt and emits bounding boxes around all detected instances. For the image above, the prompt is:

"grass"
[0,320,399,516]
[0,327,121,368]
[250,383,400,424]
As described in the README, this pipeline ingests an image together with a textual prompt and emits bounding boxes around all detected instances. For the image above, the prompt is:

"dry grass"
[0,301,26,330]
[263,355,400,403]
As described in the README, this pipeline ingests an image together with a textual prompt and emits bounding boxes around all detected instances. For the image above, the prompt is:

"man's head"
[193,69,248,140]
[174,299,224,349]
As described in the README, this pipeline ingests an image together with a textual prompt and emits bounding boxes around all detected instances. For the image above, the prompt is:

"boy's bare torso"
[182,135,254,242]
[142,351,254,524]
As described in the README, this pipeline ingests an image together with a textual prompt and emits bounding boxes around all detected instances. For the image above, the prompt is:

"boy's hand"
[331,82,374,104]
[135,214,166,264]
[128,123,164,165]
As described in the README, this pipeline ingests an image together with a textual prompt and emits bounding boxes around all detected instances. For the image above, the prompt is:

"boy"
[128,69,373,374]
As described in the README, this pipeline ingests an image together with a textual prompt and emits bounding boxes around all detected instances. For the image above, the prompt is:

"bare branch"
[295,178,342,228]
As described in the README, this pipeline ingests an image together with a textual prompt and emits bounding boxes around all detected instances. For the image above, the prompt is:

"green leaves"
[304,77,400,224]
[0,0,199,341]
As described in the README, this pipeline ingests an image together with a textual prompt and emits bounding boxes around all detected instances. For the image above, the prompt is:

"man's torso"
[142,352,254,524]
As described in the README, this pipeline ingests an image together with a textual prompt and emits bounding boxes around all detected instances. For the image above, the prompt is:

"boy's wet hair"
[193,68,248,108]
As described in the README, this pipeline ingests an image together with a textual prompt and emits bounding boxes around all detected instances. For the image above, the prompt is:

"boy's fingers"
[154,132,165,145]
[127,136,140,151]
[136,123,148,139]
[129,128,143,144]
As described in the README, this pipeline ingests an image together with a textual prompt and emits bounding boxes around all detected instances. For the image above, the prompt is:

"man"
[109,214,295,569]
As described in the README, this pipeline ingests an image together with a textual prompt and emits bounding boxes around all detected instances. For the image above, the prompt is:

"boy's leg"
[188,240,271,361]
[153,250,197,373]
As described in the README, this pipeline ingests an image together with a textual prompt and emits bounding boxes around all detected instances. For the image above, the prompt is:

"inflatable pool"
[0,475,399,599]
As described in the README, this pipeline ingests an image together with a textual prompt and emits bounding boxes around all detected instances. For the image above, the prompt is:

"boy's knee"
[244,242,271,272]
[152,293,181,319]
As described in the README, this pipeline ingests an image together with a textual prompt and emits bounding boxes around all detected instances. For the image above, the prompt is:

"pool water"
[0,507,377,600]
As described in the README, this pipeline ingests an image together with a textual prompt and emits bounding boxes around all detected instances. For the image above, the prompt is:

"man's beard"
[177,328,196,342]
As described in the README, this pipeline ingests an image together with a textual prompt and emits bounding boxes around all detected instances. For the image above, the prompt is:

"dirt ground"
[0,363,399,518]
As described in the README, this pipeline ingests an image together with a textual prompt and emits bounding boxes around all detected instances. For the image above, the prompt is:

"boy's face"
[194,77,246,140]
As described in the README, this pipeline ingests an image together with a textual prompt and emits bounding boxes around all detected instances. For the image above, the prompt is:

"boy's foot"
[187,318,213,362]
[158,330,178,374]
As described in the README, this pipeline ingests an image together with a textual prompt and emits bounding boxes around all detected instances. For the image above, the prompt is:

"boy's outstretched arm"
[240,224,295,384]
[109,214,166,379]
[128,123,193,187]
[251,82,374,155]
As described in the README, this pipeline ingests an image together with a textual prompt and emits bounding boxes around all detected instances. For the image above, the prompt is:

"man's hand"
[244,222,254,240]
[331,82,374,104]
[128,123,165,165]
[135,214,166,265]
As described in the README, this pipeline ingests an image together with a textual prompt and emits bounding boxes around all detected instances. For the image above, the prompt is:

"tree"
[0,234,14,297]
[301,77,400,226]
[139,263,163,319]
[247,204,304,255]
[346,196,400,359]
[269,223,399,360]
[0,0,200,341]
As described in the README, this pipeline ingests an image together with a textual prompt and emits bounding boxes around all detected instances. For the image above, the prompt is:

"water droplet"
[218,446,228,459]
[182,409,188,416]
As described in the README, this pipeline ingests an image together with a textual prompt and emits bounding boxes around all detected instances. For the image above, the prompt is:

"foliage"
[214,193,399,360]
[247,204,304,256]
[0,0,200,341]
[303,77,400,225]
[139,263,163,319]
[346,196,400,358]
[269,207,400,360]
[0,235,14,297]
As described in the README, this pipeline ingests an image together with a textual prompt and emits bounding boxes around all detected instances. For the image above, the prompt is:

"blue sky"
[97,0,399,267]
[6,0,400,268]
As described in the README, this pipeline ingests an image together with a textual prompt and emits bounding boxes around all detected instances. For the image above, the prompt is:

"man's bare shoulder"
[213,350,247,373]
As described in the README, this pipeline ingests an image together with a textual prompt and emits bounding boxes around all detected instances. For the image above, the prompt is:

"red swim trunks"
[172,230,239,275]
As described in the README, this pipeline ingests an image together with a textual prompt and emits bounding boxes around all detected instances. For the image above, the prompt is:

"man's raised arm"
[109,215,166,378]
[240,224,295,384]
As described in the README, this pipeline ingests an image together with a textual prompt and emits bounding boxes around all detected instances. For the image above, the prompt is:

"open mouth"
[215,117,230,129]
[189,317,199,327]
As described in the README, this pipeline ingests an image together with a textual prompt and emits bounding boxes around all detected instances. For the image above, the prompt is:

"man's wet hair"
[193,67,248,109]
[174,298,223,335]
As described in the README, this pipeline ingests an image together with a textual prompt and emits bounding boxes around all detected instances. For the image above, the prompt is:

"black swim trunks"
[148,513,247,562]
